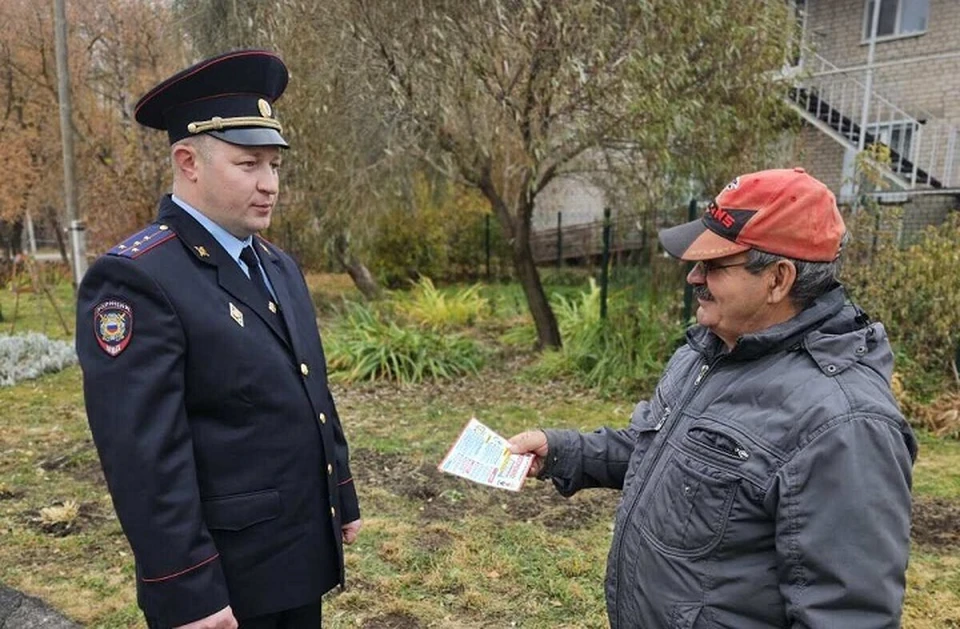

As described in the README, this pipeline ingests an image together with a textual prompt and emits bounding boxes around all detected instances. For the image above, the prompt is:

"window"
[863,0,929,39]
[867,120,918,173]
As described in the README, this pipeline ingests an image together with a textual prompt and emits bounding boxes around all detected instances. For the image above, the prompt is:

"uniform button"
[319,412,327,424]
[330,507,336,518]
[300,363,309,376]
[327,464,333,475]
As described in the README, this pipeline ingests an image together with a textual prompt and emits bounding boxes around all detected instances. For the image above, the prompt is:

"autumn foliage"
[0,0,182,255]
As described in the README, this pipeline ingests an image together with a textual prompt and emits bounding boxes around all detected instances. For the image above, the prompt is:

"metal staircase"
[785,52,959,191]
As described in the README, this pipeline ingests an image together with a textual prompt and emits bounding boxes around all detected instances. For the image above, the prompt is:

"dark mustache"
[693,285,713,301]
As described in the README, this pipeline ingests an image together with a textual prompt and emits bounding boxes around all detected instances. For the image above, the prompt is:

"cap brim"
[208,127,289,148]
[658,219,749,261]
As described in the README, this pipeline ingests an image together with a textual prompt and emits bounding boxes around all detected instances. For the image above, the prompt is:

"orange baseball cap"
[659,168,846,262]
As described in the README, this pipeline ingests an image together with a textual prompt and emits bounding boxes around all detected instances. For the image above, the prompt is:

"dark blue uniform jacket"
[76,196,359,627]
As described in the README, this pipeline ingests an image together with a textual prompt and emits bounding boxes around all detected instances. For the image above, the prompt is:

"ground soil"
[353,448,960,549]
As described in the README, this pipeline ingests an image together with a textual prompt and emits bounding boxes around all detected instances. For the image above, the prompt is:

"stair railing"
[788,52,958,188]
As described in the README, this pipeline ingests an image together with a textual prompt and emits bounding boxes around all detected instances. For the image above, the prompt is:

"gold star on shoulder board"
[194,246,210,258]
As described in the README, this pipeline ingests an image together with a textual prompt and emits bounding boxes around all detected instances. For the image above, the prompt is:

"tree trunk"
[477,169,561,350]
[333,233,381,300]
[46,207,70,265]
[514,238,561,349]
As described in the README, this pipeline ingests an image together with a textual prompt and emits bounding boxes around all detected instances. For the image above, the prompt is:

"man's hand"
[508,430,549,477]
[173,606,237,629]
[342,518,363,545]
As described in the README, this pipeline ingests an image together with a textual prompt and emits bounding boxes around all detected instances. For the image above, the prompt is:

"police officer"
[76,50,362,629]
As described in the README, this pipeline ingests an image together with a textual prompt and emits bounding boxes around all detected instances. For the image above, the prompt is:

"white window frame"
[861,0,929,43]
[866,119,918,173]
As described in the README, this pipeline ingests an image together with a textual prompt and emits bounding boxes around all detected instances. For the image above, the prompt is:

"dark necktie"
[239,245,276,313]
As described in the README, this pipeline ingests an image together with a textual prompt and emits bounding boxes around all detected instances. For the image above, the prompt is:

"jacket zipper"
[612,358,717,628]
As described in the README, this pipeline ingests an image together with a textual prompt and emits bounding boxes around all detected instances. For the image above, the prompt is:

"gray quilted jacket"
[542,286,917,629]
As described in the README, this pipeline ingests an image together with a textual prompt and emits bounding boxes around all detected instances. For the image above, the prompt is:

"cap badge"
[94,300,133,356]
[258,98,272,118]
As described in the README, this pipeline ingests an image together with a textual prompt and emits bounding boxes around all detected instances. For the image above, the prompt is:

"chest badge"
[94,300,133,356]
[229,302,244,327]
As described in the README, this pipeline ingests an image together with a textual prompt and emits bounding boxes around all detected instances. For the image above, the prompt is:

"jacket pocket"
[202,489,281,531]
[640,453,738,557]
[669,602,704,629]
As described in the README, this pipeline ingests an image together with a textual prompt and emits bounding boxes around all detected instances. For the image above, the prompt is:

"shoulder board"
[107,223,176,259]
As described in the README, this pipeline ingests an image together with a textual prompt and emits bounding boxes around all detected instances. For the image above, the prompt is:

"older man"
[510,168,916,628]
[76,51,361,629]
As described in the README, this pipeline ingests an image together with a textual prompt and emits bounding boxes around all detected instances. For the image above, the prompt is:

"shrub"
[325,302,485,383]
[394,277,488,330]
[368,173,498,286]
[0,333,77,387]
[842,211,960,400]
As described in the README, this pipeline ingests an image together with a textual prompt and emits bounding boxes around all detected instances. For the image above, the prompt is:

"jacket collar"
[687,285,849,362]
[156,196,291,349]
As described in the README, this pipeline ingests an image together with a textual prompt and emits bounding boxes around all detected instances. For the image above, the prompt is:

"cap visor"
[208,127,289,148]
[658,219,749,261]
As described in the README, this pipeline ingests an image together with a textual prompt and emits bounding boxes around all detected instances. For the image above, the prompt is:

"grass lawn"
[0,275,957,627]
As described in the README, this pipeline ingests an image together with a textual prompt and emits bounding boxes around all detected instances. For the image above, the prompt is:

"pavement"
[0,584,79,628]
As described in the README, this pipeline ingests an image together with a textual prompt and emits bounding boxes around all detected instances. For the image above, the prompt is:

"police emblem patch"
[94,300,133,356]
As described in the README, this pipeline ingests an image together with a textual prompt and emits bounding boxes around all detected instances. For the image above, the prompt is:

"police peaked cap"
[135,50,289,147]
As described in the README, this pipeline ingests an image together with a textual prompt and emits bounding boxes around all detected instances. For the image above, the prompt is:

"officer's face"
[194,139,282,239]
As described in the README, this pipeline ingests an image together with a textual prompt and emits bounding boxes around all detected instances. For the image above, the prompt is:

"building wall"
[805,0,960,124]
[900,193,958,243]
[793,0,960,218]
[530,175,607,232]
[793,125,849,194]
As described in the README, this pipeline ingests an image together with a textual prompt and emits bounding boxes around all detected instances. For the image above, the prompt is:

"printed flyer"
[438,418,534,492]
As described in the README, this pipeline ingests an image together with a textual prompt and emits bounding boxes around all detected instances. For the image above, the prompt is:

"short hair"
[744,233,849,309]
[171,134,215,166]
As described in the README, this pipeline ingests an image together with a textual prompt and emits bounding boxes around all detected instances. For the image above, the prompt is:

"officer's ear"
[171,139,203,182]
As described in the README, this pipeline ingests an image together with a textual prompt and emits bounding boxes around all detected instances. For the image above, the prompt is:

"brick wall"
[805,0,960,124]
[792,126,849,193]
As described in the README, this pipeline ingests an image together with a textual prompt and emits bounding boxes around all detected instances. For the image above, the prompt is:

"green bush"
[842,211,960,400]
[368,174,509,285]
[325,302,485,383]
[394,277,488,330]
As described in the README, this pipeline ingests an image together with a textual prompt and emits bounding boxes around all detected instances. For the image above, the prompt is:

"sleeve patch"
[95,300,133,356]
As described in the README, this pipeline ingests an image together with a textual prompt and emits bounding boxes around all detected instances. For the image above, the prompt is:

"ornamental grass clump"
[527,279,684,395]
[325,302,485,383]
[0,332,78,386]
[394,276,488,330]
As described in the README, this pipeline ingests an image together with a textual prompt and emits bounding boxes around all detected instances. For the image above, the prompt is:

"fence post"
[681,198,698,325]
[556,211,563,268]
[600,207,612,319]
[484,214,491,281]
